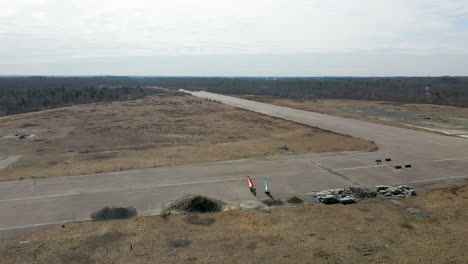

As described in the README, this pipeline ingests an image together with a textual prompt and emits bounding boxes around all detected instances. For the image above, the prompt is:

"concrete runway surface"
[1,91,467,240]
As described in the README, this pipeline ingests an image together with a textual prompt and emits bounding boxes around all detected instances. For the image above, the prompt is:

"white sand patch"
[0,155,22,171]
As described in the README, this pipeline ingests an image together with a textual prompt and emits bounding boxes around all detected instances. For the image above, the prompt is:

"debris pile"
[314,187,377,205]
[314,185,416,205]
[163,195,225,214]
[376,185,417,197]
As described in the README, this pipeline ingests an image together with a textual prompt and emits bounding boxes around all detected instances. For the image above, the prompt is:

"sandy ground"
[1,184,466,264]
[0,89,376,181]
[237,95,468,137]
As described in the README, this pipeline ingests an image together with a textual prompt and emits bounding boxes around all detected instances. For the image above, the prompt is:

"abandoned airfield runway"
[1,91,467,240]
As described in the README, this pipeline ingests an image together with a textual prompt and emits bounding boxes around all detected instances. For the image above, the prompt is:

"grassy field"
[1,184,466,263]
[0,89,376,181]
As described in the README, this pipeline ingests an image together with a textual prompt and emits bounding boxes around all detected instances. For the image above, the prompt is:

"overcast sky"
[1,0,468,76]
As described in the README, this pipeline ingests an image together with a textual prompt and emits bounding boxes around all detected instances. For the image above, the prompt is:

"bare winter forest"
[1,76,467,116]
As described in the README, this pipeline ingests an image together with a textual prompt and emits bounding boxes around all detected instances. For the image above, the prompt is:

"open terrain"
[1,184,466,264]
[0,90,467,261]
[0,89,376,181]
[237,95,468,138]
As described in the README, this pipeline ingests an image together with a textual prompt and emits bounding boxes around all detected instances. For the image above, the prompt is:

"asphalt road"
[1,91,467,240]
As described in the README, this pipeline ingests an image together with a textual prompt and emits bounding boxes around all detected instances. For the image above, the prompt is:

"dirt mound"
[90,207,137,220]
[164,195,225,214]
[286,196,304,204]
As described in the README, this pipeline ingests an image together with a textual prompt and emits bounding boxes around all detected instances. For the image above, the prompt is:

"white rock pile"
[376,185,417,197]
[314,185,416,205]
[314,187,377,205]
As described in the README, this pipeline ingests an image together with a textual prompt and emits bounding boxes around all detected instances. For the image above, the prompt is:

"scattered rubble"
[376,185,417,197]
[163,186,417,215]
[338,196,356,205]
[314,187,376,205]
[319,195,340,204]
[313,186,416,205]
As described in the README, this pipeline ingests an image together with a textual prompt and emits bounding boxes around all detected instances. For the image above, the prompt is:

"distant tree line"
[0,76,467,116]
[161,77,468,107]
[0,84,160,116]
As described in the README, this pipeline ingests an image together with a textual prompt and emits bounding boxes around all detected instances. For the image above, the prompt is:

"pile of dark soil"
[90,207,137,220]
[164,195,225,214]
[286,196,304,204]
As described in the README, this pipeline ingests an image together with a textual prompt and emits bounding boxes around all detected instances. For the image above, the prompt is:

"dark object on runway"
[394,165,402,169]
[405,164,412,168]
[90,206,137,220]
[385,158,392,162]
[376,159,382,163]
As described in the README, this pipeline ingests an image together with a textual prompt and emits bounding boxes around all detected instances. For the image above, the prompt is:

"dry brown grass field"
[0,89,376,181]
[0,184,466,263]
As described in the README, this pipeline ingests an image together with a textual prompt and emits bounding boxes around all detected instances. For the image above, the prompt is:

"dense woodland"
[0,81,160,116]
[0,76,467,116]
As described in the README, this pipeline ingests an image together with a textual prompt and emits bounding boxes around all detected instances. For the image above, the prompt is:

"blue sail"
[264,179,270,193]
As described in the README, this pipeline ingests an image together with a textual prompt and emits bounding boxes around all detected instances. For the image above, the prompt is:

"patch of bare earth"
[0,185,466,263]
[0,89,376,181]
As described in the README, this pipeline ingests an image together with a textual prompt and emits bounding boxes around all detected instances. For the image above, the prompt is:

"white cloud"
[0,0,467,75]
